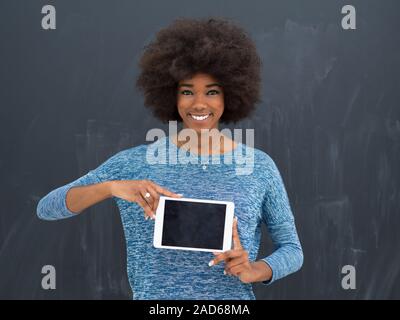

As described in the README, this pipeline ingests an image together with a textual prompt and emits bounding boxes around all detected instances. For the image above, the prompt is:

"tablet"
[153,196,235,253]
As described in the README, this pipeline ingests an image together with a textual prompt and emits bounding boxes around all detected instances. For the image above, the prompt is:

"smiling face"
[177,73,224,134]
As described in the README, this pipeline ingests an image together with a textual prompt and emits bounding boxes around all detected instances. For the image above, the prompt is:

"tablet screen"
[161,199,227,250]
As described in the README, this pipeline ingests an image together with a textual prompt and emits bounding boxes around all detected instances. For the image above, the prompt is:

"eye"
[207,89,220,95]
[180,90,193,95]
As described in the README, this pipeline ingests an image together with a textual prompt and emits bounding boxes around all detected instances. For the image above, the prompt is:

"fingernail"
[145,216,148,220]
[208,260,214,267]
[177,193,184,197]
[223,270,227,275]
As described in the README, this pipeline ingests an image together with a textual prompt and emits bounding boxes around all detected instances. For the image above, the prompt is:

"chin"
[192,125,218,133]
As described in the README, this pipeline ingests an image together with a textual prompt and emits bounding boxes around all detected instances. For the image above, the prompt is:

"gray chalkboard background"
[0,0,399,299]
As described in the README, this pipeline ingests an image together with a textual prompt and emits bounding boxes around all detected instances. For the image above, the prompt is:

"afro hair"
[136,17,262,124]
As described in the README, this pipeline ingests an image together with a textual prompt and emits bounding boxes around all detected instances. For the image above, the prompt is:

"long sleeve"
[36,149,128,221]
[36,170,102,221]
[260,156,303,285]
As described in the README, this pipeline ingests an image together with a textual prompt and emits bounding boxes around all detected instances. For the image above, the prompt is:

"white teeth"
[190,114,211,121]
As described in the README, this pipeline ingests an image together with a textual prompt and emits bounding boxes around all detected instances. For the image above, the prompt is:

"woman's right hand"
[108,180,182,220]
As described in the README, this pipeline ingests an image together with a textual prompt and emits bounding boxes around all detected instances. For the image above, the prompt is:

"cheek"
[216,97,224,115]
[176,99,192,121]
[176,98,186,113]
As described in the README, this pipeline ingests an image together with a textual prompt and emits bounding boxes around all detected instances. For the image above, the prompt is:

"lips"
[188,113,212,121]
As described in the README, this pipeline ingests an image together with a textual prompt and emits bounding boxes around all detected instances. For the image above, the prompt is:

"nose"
[191,95,208,111]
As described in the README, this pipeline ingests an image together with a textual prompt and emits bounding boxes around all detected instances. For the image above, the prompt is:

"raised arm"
[36,170,107,220]
[37,150,127,220]
[36,151,182,221]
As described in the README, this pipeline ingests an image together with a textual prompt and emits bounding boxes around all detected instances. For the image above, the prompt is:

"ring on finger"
[145,192,151,198]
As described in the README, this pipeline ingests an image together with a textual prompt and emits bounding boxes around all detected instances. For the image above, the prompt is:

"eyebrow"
[178,83,222,88]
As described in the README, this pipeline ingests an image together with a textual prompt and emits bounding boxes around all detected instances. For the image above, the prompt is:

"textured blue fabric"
[37,136,303,300]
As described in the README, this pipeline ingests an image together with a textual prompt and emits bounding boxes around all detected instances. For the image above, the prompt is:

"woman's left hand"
[209,216,257,284]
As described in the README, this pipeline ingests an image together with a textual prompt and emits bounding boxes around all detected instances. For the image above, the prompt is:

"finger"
[227,262,247,277]
[148,186,160,214]
[151,182,182,198]
[135,196,154,219]
[140,189,154,210]
[211,250,241,266]
[210,252,228,266]
[225,255,248,270]
[144,185,159,212]
[232,216,242,249]
[137,196,153,218]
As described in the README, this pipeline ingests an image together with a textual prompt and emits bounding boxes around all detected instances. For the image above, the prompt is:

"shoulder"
[101,144,147,164]
[100,136,168,164]
[240,143,279,171]
[118,143,149,159]
[93,141,152,179]
[235,143,286,187]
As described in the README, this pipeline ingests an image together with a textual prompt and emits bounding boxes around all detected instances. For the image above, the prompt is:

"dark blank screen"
[161,200,226,250]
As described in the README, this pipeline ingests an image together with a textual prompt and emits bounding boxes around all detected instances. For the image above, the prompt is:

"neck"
[173,127,236,155]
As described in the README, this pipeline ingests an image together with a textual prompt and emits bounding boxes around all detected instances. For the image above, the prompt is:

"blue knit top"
[37,135,303,300]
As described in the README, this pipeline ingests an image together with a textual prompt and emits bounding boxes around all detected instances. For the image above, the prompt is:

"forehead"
[178,73,219,84]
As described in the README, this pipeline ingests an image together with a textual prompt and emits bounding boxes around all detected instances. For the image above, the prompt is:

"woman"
[37,17,303,300]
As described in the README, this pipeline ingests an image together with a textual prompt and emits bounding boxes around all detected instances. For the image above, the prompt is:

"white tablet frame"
[153,196,234,253]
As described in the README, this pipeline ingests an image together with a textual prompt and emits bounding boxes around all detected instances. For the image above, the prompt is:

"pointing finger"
[232,216,242,249]
[151,183,182,198]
